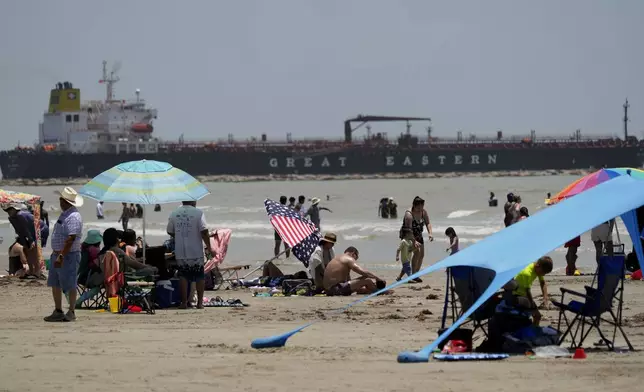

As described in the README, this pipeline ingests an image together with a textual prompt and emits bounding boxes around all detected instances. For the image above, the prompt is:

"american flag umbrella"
[265,199,321,267]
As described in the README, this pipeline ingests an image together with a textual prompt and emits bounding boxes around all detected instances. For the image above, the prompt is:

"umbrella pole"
[242,249,289,279]
[142,205,146,263]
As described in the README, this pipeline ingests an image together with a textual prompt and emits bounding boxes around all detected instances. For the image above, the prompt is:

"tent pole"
[142,205,146,263]
[242,250,288,279]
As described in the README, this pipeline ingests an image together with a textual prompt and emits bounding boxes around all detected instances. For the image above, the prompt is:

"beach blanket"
[204,229,232,274]
[202,296,248,307]
[433,353,509,361]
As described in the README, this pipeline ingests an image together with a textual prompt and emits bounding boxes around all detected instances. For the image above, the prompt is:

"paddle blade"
[251,324,310,349]
[397,350,431,363]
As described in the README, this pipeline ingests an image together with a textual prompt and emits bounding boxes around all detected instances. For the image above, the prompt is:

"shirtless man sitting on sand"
[323,246,384,296]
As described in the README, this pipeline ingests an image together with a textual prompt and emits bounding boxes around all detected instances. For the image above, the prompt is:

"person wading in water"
[401,196,433,283]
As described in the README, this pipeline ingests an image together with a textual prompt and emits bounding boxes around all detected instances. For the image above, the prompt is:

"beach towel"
[202,296,248,307]
[433,353,509,361]
[204,229,232,274]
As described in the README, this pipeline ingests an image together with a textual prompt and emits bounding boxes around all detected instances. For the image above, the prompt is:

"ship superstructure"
[39,61,158,154]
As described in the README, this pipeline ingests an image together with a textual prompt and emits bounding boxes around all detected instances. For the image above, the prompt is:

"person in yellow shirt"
[505,256,553,325]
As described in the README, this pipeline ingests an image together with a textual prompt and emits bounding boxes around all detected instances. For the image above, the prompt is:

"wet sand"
[0,262,642,392]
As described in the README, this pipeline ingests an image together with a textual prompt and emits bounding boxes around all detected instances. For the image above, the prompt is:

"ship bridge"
[38,61,159,154]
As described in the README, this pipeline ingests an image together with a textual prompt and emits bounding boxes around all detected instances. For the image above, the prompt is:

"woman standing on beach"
[401,196,433,282]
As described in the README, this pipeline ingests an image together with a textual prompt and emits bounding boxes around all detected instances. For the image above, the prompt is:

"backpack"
[399,210,411,239]
[282,279,314,296]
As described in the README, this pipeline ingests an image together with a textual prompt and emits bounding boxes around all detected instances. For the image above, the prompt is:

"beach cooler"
[155,279,194,308]
[155,280,175,308]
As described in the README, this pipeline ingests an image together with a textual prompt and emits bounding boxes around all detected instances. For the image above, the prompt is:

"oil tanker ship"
[0,61,642,180]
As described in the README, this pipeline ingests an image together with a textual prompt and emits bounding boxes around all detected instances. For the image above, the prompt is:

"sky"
[1,0,643,148]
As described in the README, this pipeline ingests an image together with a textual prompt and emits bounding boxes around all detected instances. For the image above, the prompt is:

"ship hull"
[0,147,642,179]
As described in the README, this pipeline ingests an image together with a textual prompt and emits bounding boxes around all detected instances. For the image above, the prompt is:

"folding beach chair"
[76,271,108,309]
[208,264,251,290]
[553,255,634,351]
[203,229,250,290]
[75,248,108,309]
[119,276,156,315]
[443,266,498,337]
[102,250,156,314]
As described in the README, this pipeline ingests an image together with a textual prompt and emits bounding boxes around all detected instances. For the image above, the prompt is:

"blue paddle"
[250,269,431,349]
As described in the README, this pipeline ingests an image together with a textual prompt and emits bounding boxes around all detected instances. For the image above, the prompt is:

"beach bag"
[282,279,313,296]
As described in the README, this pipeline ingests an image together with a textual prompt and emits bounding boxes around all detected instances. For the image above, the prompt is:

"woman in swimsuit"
[402,196,433,282]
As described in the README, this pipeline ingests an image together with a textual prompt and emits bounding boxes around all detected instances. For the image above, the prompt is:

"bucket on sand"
[108,296,121,313]
[573,348,587,359]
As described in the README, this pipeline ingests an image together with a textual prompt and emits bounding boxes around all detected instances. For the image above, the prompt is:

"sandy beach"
[0,263,642,392]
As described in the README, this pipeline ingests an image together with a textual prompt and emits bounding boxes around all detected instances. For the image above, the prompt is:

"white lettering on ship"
[269,156,348,168]
[383,154,498,167]
[268,154,498,169]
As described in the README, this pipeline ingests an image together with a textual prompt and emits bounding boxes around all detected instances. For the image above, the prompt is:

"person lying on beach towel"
[323,246,385,296]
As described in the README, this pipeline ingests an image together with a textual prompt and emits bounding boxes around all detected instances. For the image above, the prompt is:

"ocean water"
[0,175,632,273]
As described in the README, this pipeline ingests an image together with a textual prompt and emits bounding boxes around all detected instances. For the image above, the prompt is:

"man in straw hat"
[45,187,84,322]
[308,232,337,290]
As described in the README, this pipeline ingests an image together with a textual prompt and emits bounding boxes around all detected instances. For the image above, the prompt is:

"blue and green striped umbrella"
[79,160,209,204]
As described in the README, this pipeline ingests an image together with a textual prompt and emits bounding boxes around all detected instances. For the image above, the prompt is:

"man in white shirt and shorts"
[167,201,216,309]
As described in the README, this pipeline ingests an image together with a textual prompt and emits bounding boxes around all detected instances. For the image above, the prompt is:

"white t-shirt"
[96,202,104,217]
[167,205,208,260]
[308,245,334,278]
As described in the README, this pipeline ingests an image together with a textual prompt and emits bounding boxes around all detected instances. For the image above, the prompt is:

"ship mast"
[623,98,630,140]
[100,60,121,102]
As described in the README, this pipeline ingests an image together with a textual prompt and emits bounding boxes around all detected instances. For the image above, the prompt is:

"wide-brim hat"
[55,186,84,207]
[1,202,21,212]
[310,197,321,205]
[319,232,337,244]
[83,229,103,245]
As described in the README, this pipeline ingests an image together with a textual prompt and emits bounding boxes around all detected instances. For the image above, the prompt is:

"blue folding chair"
[552,255,634,351]
[442,266,498,337]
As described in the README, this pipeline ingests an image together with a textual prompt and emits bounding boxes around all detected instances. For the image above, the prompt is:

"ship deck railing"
[154,139,634,153]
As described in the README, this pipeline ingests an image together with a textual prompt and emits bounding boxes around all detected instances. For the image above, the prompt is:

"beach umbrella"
[79,160,209,204]
[243,199,321,277]
[265,198,320,265]
[546,168,644,205]
[0,189,41,205]
[79,160,210,259]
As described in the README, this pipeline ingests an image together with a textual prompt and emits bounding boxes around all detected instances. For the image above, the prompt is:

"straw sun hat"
[55,187,84,207]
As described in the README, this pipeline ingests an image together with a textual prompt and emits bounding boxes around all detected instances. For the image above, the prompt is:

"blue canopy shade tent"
[396,174,644,362]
